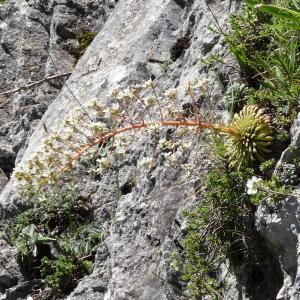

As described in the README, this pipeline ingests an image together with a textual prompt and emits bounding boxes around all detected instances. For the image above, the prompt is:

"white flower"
[147,123,160,131]
[185,81,195,95]
[144,97,155,107]
[162,152,180,166]
[158,138,167,150]
[116,147,126,158]
[143,79,156,89]
[87,98,99,107]
[164,89,177,100]
[115,91,127,100]
[96,157,110,171]
[178,141,192,151]
[130,85,142,97]
[110,88,120,98]
[114,140,126,158]
[246,176,263,195]
[64,116,72,126]
[111,103,120,112]
[139,157,153,170]
[182,164,195,179]
[103,103,120,118]
[88,99,102,115]
[89,122,107,134]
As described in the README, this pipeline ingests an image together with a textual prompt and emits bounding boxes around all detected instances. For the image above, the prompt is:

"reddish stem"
[58,120,234,173]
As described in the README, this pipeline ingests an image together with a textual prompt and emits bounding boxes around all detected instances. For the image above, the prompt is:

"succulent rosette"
[225,105,273,169]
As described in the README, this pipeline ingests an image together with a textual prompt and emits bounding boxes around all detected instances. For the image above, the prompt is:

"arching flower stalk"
[14,81,273,196]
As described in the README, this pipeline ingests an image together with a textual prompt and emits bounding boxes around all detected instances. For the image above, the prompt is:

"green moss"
[73,31,97,61]
[259,158,276,174]
[4,182,101,296]
[41,256,83,294]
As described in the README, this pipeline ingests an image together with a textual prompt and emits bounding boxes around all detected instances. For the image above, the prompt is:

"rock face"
[255,113,300,300]
[0,0,116,180]
[256,194,300,300]
[1,0,298,299]
[0,168,8,192]
[0,240,20,294]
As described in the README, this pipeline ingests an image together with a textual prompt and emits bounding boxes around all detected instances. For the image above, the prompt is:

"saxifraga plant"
[7,0,299,298]
[10,81,273,298]
[14,80,273,195]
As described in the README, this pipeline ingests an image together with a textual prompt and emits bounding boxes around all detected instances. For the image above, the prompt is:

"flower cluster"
[13,80,203,195]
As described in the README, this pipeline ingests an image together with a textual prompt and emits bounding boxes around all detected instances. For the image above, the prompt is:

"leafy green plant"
[15,224,55,259]
[249,174,292,204]
[64,224,102,259]
[3,181,102,296]
[254,4,300,27]
[182,167,255,299]
[41,256,85,294]
[38,225,100,294]
[200,53,224,67]
[224,83,248,116]
[226,0,300,142]
[259,158,276,174]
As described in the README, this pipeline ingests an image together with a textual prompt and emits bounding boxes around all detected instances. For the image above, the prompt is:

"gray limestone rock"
[0,240,20,293]
[0,144,15,178]
[259,113,300,299]
[0,0,116,173]
[0,169,8,194]
[256,194,300,300]
[276,112,300,167]
[0,280,40,300]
